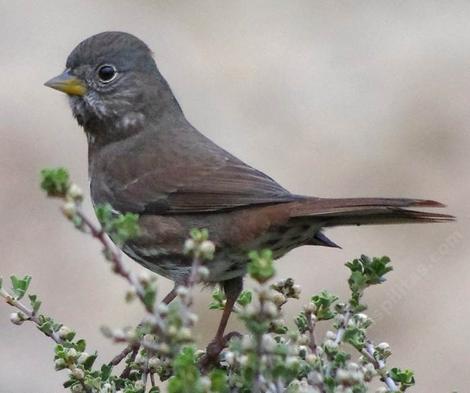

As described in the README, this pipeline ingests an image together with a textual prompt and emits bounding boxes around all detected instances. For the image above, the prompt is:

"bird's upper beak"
[44,70,87,96]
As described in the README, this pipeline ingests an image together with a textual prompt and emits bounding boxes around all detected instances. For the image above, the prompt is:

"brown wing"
[91,127,301,214]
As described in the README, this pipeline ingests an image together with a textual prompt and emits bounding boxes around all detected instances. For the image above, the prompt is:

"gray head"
[45,32,182,141]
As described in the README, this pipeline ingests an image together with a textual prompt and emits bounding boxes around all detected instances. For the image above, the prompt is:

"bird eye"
[97,65,117,83]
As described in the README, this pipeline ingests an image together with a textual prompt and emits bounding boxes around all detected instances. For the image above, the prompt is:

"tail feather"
[290,197,454,227]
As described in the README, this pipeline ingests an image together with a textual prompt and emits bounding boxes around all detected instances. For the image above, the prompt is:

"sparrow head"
[45,32,181,139]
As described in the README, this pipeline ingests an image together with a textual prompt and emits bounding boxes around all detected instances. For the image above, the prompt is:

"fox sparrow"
[45,31,452,360]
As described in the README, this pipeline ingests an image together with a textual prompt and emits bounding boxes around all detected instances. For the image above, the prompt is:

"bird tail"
[290,197,454,227]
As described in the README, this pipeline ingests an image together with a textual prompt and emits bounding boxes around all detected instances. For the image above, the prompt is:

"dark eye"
[97,65,117,83]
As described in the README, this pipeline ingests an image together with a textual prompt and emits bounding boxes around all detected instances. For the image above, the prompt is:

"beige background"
[1,1,469,392]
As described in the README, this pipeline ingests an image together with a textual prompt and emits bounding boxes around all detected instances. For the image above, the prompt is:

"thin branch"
[362,342,399,392]
[75,209,153,313]
[0,288,63,345]
[334,309,352,345]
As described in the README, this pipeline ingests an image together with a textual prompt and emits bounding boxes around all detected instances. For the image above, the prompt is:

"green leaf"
[168,347,203,393]
[10,275,32,300]
[83,353,97,370]
[209,289,226,310]
[100,364,113,381]
[63,380,77,389]
[112,213,140,244]
[295,313,309,333]
[143,286,157,310]
[237,290,252,306]
[95,204,140,245]
[247,249,275,283]
[40,168,70,197]
[343,326,366,350]
[28,294,42,314]
[390,368,415,390]
[210,369,228,393]
[75,339,86,352]
[190,228,209,242]
[311,290,338,320]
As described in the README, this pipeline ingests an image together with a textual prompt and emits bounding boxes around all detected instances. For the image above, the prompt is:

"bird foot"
[199,331,241,371]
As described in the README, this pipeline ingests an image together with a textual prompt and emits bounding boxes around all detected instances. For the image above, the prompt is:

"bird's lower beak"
[44,70,87,96]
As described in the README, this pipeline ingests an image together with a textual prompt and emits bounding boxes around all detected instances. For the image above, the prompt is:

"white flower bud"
[335,313,345,324]
[176,285,189,298]
[156,303,169,316]
[355,313,368,322]
[376,342,392,358]
[70,367,84,379]
[135,353,145,365]
[363,362,376,381]
[197,266,210,280]
[158,342,170,354]
[377,342,390,351]
[179,327,192,340]
[243,303,258,317]
[347,362,360,373]
[138,271,151,284]
[307,370,323,385]
[336,369,350,383]
[148,357,161,370]
[77,352,90,365]
[263,301,278,318]
[134,381,145,390]
[54,358,66,370]
[167,325,178,337]
[297,334,310,346]
[61,202,77,220]
[112,329,126,341]
[324,339,338,350]
[71,384,84,393]
[326,330,337,340]
[375,387,388,393]
[200,376,211,389]
[224,351,235,365]
[199,240,215,258]
[100,383,113,393]
[124,328,136,341]
[303,303,316,314]
[239,355,249,366]
[68,184,84,201]
[9,312,24,325]
[143,333,156,345]
[241,335,253,351]
[285,356,299,368]
[272,292,286,306]
[256,287,271,300]
[67,348,78,360]
[292,284,301,297]
[305,353,317,364]
[261,334,276,352]
[183,239,195,254]
[58,325,72,339]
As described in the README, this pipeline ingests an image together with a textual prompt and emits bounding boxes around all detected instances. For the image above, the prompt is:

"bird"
[44,31,452,363]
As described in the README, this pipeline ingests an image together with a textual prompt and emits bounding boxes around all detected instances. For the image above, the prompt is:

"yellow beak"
[44,70,87,96]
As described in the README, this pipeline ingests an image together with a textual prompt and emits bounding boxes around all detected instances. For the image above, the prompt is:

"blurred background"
[1,1,469,391]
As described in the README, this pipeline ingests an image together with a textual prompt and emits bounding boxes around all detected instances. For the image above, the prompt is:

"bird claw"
[199,331,241,370]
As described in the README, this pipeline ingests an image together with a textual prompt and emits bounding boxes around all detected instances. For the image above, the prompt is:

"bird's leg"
[160,285,177,305]
[200,277,243,369]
